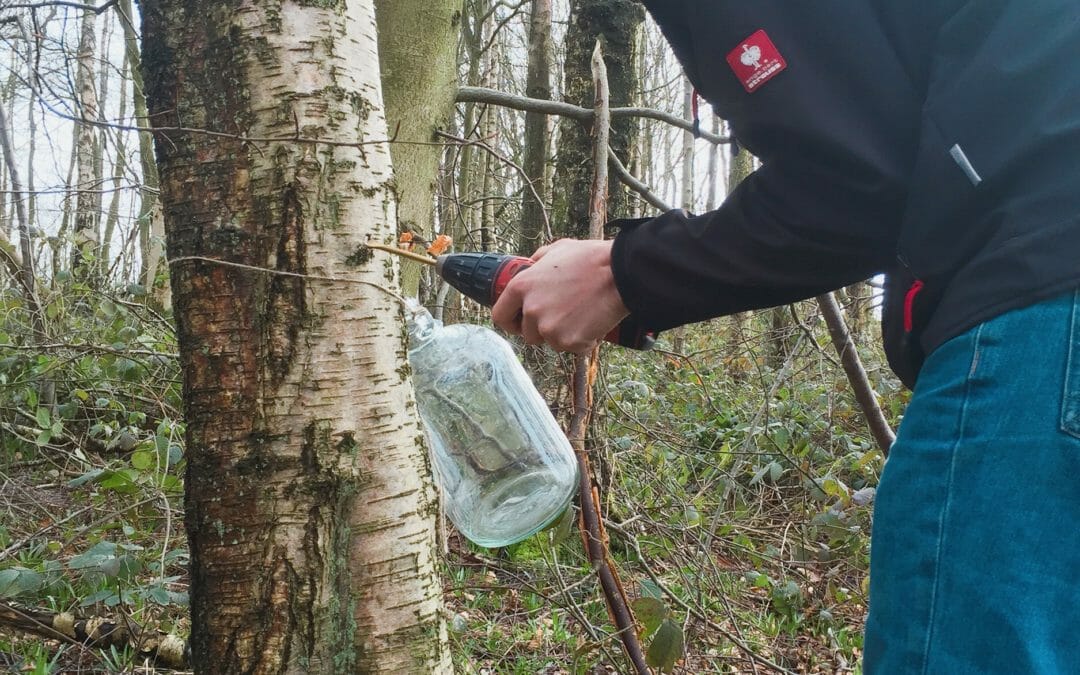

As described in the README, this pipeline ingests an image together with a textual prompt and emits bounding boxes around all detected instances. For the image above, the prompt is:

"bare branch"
[2,0,118,13]
[457,86,732,146]
[0,601,188,669]
[608,147,670,213]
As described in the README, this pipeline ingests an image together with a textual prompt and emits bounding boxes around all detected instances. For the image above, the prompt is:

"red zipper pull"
[904,280,925,333]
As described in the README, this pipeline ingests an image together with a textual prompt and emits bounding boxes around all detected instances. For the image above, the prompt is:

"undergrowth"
[0,283,905,673]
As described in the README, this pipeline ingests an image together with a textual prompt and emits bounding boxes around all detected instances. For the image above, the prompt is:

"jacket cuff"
[609,216,666,330]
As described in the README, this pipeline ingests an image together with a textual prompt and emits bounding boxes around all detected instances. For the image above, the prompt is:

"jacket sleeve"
[610,156,902,332]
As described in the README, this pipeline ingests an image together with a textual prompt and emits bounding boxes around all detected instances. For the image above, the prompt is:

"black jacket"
[613,0,1080,387]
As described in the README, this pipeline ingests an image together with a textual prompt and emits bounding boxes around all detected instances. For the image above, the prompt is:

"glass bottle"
[405,300,578,548]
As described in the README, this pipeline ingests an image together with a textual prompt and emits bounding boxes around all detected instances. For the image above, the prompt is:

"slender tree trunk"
[375,0,459,296]
[140,1,450,671]
[101,51,129,274]
[555,0,644,237]
[727,144,754,352]
[456,0,490,252]
[55,121,79,280]
[705,113,721,211]
[518,0,553,256]
[95,13,114,268]
[72,8,101,283]
[679,77,694,210]
[816,292,895,455]
[117,0,166,305]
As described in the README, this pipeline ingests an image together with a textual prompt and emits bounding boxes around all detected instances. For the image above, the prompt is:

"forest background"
[0,0,904,672]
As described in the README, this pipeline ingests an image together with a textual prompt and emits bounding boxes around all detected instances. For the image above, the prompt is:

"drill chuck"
[435,252,518,307]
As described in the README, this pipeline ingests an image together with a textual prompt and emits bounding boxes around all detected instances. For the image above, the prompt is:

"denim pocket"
[1062,290,1080,439]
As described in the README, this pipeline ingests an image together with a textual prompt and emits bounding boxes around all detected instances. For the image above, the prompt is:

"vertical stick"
[570,39,649,675]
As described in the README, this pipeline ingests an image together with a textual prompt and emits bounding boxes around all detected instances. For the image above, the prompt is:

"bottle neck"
[405,299,440,348]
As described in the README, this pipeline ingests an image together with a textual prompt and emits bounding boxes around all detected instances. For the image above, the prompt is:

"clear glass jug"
[406,300,578,547]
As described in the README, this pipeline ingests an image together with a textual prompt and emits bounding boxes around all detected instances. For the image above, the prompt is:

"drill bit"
[364,241,437,266]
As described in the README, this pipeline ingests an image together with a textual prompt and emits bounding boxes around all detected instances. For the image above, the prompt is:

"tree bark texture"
[555,0,644,238]
[140,1,450,672]
[518,0,553,255]
[375,0,460,296]
[73,8,101,282]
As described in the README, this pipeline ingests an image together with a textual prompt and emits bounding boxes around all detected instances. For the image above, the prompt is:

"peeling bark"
[139,1,450,672]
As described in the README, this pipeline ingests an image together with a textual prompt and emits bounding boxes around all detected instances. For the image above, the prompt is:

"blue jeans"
[864,289,1080,673]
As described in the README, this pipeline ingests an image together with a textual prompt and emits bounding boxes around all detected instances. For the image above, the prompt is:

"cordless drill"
[435,252,656,351]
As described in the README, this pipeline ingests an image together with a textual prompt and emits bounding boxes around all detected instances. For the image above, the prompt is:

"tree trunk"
[555,0,644,238]
[727,143,754,352]
[117,0,167,307]
[72,8,101,283]
[518,0,553,256]
[455,0,490,252]
[140,1,450,672]
[679,76,694,210]
[101,48,129,275]
[375,0,459,296]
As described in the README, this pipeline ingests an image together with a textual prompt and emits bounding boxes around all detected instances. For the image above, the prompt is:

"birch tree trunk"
[679,77,694,211]
[140,1,450,672]
[72,8,101,283]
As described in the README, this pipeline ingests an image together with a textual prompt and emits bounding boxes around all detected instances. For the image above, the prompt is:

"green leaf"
[35,430,52,447]
[768,460,785,483]
[821,476,850,502]
[80,588,118,607]
[130,451,154,471]
[167,444,184,466]
[639,579,664,600]
[35,407,50,429]
[0,567,44,598]
[147,585,171,605]
[631,596,668,637]
[646,619,684,673]
[99,469,140,493]
[69,541,118,570]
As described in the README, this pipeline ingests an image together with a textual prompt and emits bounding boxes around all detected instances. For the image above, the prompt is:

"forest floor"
[0,309,905,673]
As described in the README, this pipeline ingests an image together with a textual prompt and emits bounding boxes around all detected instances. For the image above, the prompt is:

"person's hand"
[491,239,630,353]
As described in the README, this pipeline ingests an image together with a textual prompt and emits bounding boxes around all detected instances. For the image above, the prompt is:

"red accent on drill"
[435,252,656,350]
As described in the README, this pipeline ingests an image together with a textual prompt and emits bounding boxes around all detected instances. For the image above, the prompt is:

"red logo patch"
[726,29,787,93]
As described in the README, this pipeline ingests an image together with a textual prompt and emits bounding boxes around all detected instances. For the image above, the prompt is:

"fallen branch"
[0,601,188,669]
